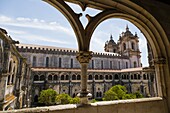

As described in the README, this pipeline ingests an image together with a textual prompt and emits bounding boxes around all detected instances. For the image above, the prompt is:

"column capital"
[76,51,93,64]
[153,57,166,65]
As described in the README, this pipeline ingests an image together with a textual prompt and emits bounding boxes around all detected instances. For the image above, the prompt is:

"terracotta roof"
[31,67,143,73]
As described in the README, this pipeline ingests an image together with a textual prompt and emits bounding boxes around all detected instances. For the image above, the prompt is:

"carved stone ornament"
[153,57,166,65]
[76,51,93,63]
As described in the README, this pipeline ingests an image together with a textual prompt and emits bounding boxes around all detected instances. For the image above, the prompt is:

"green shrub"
[56,93,72,104]
[69,97,80,104]
[103,85,143,101]
[38,89,57,106]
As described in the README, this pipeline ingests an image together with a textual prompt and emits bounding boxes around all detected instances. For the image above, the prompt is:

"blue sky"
[0,0,148,67]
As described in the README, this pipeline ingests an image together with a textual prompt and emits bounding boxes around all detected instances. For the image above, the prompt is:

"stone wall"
[1,97,168,113]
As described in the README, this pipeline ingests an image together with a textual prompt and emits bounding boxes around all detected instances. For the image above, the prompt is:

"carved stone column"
[76,51,92,104]
[153,57,166,97]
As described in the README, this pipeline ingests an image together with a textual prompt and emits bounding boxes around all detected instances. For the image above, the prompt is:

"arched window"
[66,75,69,80]
[134,74,137,79]
[95,75,99,80]
[11,74,14,84]
[99,92,102,97]
[46,57,49,67]
[96,92,102,98]
[123,43,126,50]
[143,74,147,80]
[105,75,108,80]
[131,75,134,79]
[124,75,127,79]
[33,56,36,67]
[138,74,141,79]
[77,75,81,80]
[72,74,76,80]
[134,61,137,68]
[34,75,39,81]
[88,75,92,80]
[147,74,149,79]
[7,75,10,85]
[109,75,112,80]
[54,75,58,80]
[131,42,135,50]
[100,75,103,80]
[61,75,64,80]
[115,74,119,79]
[48,75,52,81]
[122,75,124,79]
[8,61,12,72]
[40,75,45,81]
[59,58,62,68]
[96,92,99,97]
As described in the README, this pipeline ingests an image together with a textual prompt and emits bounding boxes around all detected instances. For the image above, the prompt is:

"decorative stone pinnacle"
[76,51,93,63]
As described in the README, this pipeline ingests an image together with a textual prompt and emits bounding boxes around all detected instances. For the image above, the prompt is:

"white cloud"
[16,17,31,22]
[8,29,26,35]
[13,33,70,45]
[0,15,74,37]
[0,15,13,22]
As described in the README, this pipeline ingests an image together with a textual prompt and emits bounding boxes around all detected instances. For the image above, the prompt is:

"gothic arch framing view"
[44,0,170,111]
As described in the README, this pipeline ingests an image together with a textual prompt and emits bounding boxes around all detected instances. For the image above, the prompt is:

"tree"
[56,93,72,104]
[103,90,118,101]
[133,91,143,98]
[56,93,80,104]
[38,89,58,106]
[103,85,143,101]
[69,97,80,104]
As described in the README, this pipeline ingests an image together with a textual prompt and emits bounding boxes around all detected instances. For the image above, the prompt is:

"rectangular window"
[101,60,103,69]
[126,62,128,68]
[118,61,120,69]
[59,58,62,68]
[110,61,112,69]
[46,57,49,67]
[71,59,73,68]
[92,60,94,69]
[33,56,36,67]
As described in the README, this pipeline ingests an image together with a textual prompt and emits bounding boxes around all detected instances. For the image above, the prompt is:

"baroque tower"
[104,25,141,68]
[118,25,141,68]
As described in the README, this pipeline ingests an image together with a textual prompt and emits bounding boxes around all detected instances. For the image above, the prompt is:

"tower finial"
[110,34,113,40]
[126,24,129,31]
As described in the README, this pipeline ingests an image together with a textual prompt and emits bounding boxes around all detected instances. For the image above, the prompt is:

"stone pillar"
[0,73,8,110]
[153,57,166,97]
[14,59,23,109]
[76,51,92,105]
[153,57,170,111]
[0,44,10,110]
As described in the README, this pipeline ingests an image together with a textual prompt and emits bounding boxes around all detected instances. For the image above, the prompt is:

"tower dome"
[104,34,118,53]
[108,35,116,45]
[122,25,133,37]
